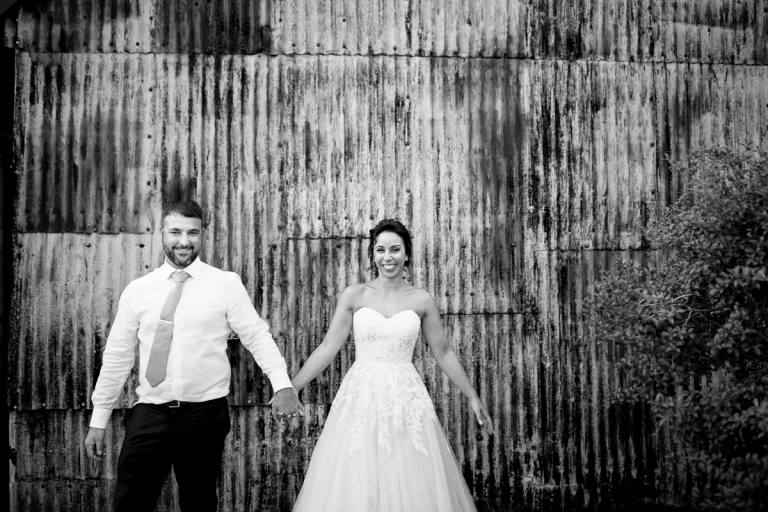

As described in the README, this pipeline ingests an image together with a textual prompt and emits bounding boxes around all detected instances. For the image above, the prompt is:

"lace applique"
[333,363,437,456]
[330,307,438,456]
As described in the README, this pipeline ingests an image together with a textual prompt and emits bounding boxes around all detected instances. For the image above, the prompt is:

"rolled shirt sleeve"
[226,273,292,393]
[89,285,140,428]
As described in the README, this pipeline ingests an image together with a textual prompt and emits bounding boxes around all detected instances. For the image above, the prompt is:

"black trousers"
[114,397,231,512]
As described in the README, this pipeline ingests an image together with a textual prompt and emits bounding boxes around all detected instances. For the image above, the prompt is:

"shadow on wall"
[163,176,198,205]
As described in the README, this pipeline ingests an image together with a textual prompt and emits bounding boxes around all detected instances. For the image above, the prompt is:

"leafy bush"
[586,149,768,511]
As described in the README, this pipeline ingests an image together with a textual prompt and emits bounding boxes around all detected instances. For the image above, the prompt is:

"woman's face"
[373,231,408,278]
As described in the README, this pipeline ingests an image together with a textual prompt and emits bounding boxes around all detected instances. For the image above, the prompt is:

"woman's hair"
[367,219,413,278]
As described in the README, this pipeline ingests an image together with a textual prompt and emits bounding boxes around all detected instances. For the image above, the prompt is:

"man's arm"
[84,286,140,461]
[226,274,302,418]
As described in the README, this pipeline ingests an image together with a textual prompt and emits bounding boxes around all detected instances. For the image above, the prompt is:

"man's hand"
[84,427,107,462]
[271,388,304,420]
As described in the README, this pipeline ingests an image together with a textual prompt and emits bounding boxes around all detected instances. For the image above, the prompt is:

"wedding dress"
[292,306,478,512]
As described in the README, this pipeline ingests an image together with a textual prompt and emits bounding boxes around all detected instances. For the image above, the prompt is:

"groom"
[83,200,302,512]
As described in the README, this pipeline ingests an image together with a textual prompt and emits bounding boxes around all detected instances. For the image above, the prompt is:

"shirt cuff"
[268,371,293,394]
[89,407,114,429]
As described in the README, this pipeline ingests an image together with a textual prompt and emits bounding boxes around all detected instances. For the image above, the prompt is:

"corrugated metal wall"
[14,0,768,63]
[8,1,768,511]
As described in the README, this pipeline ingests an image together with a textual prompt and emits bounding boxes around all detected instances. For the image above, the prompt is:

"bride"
[290,219,494,512]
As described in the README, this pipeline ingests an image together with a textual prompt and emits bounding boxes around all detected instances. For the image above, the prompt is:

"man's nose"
[179,232,190,245]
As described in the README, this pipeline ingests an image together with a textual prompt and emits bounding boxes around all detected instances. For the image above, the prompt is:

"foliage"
[586,149,768,511]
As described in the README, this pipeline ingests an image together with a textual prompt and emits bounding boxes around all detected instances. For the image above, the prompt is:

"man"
[84,200,302,512]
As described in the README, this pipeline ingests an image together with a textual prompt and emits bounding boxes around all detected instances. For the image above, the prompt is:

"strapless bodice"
[352,307,421,364]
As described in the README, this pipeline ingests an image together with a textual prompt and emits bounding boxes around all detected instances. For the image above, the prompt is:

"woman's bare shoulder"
[339,282,368,300]
[405,286,437,311]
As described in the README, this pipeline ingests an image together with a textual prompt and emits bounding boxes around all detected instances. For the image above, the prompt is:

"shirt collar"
[159,256,204,280]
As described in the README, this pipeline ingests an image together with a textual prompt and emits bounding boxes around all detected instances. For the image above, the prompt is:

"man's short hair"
[161,200,205,227]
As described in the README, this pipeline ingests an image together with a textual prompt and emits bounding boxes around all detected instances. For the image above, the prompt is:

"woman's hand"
[470,397,494,434]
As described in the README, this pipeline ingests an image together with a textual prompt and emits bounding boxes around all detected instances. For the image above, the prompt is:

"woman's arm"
[419,291,494,432]
[291,286,358,392]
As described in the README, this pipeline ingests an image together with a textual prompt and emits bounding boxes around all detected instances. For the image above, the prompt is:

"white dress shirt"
[90,257,292,428]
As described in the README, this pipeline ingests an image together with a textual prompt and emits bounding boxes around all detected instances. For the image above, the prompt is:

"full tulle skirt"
[292,362,477,512]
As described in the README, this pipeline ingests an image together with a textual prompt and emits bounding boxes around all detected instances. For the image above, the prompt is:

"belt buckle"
[168,400,181,408]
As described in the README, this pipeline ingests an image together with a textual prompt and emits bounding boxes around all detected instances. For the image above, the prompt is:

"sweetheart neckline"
[355,306,420,320]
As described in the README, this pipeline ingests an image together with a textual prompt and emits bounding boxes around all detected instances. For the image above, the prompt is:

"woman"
[291,219,493,512]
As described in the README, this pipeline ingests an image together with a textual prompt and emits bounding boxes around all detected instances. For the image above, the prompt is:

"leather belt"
[154,397,226,408]
[158,400,189,408]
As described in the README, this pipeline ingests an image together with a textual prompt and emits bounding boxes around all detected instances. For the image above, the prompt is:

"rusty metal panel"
[9,232,159,411]
[13,1,768,63]
[530,60,660,252]
[11,481,116,512]
[526,59,768,252]
[14,52,159,233]
[14,0,270,54]
[527,249,691,505]
[16,53,768,240]
[278,238,365,405]
[16,0,153,54]
[405,57,522,317]
[652,62,768,205]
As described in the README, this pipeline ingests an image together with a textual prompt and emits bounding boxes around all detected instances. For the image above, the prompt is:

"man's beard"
[164,245,199,267]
